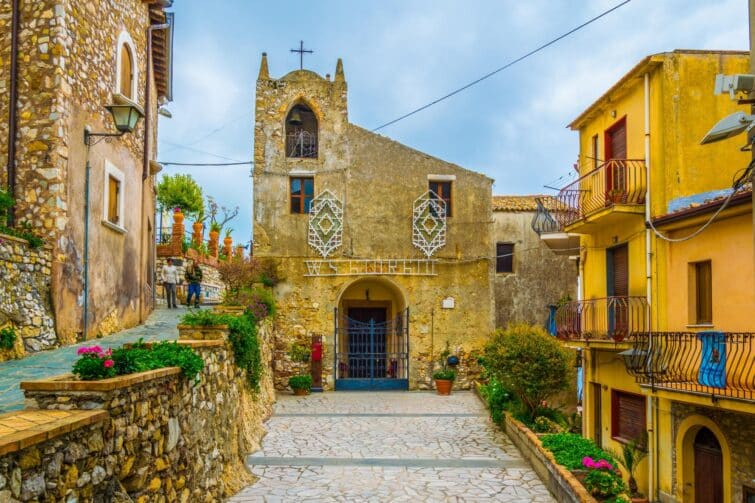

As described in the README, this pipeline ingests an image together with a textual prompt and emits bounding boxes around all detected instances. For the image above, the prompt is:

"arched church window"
[286,104,318,158]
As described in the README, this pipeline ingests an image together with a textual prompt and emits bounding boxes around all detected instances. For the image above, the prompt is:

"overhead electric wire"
[159,111,252,155]
[371,0,632,132]
[160,161,253,166]
[159,140,245,162]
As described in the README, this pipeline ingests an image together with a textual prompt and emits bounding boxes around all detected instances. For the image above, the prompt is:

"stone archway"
[334,278,409,390]
[676,415,731,503]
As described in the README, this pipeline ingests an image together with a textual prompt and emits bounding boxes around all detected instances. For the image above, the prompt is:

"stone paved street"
[0,307,186,412]
[230,391,555,502]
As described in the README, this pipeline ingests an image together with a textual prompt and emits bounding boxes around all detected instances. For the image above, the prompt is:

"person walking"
[185,259,203,308]
[161,258,179,309]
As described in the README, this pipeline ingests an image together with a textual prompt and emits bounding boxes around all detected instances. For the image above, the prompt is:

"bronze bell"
[288,109,303,126]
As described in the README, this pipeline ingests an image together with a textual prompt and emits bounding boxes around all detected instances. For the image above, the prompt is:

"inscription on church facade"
[303,259,438,277]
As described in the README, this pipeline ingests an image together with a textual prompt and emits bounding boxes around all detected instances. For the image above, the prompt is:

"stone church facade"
[253,55,494,390]
[1,0,173,348]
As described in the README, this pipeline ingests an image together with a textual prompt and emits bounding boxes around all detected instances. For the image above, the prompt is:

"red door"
[694,428,723,503]
[604,118,627,203]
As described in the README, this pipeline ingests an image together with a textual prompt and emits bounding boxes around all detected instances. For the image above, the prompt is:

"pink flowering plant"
[582,456,627,500]
[73,345,116,380]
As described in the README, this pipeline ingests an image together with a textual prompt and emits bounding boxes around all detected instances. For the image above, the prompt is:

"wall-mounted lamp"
[574,348,583,369]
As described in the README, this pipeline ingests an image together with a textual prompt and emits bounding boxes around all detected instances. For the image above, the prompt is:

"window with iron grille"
[429,181,452,217]
[286,104,318,158]
[290,177,314,214]
[496,242,514,273]
[611,390,646,444]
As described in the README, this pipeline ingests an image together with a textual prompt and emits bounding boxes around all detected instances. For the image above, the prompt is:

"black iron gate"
[334,308,409,390]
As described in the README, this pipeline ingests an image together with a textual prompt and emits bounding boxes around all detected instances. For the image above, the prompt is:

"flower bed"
[72,341,204,381]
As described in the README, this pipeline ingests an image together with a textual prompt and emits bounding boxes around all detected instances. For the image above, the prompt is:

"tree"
[206,195,238,235]
[156,174,204,218]
[483,324,574,421]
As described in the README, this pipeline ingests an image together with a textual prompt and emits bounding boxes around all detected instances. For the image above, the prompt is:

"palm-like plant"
[609,433,648,496]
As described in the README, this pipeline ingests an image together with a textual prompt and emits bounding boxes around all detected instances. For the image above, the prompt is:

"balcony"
[625,332,754,402]
[531,198,580,255]
[555,296,649,342]
[555,159,646,230]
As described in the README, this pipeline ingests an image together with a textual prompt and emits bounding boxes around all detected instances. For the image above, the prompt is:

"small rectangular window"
[496,243,514,273]
[107,175,120,225]
[429,181,452,217]
[611,390,646,444]
[694,260,712,324]
[290,177,314,214]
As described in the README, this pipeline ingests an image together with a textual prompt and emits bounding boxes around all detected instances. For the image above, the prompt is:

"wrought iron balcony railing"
[531,197,561,235]
[625,332,754,402]
[555,159,646,228]
[555,296,649,342]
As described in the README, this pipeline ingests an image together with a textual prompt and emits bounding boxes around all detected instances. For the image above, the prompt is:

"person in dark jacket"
[184,260,203,308]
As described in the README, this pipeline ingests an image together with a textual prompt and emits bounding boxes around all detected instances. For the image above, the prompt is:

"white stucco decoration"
[308,189,343,258]
[412,191,447,257]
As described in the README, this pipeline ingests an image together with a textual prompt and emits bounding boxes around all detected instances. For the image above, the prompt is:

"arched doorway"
[334,278,409,390]
[285,102,318,158]
[694,427,723,503]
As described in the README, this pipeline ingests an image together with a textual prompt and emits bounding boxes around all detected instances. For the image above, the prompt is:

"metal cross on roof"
[290,40,313,70]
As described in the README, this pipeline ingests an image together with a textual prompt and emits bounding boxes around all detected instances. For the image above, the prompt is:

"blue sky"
[156,0,749,245]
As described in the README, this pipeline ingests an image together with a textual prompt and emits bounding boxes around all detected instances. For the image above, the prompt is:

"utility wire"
[371,0,632,132]
[160,111,252,155]
[159,140,245,162]
[160,161,253,166]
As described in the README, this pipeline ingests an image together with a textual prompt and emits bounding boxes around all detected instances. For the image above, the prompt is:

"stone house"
[253,54,494,391]
[491,195,577,329]
[0,0,174,351]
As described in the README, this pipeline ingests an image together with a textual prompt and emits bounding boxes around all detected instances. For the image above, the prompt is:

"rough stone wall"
[254,58,495,390]
[1,0,162,344]
[0,419,117,501]
[0,233,56,357]
[670,402,754,503]
[23,322,276,501]
[492,209,577,329]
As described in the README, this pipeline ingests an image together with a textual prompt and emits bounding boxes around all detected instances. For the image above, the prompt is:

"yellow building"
[535,50,755,502]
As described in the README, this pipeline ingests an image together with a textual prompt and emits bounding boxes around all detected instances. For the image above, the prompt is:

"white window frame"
[114,30,138,101]
[103,160,126,233]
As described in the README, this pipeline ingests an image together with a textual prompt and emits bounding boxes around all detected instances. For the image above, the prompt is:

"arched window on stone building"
[286,103,318,158]
[115,31,137,101]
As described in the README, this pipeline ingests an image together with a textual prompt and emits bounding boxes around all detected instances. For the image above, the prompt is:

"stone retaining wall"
[0,233,56,359]
[9,320,275,501]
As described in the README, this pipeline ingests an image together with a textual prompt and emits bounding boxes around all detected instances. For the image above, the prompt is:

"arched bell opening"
[285,103,318,158]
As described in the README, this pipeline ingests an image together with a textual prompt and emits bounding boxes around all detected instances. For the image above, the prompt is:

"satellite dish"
[700,111,755,145]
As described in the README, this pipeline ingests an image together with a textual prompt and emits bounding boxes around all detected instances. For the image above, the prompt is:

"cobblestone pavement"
[230,391,555,502]
[0,307,187,412]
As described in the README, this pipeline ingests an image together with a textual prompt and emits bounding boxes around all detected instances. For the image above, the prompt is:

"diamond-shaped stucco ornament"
[308,189,343,258]
[412,191,446,257]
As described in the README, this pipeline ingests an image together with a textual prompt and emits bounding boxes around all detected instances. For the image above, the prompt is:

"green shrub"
[482,324,574,422]
[540,433,614,470]
[0,327,16,350]
[533,416,564,434]
[584,468,627,499]
[157,174,204,218]
[288,374,312,391]
[288,342,311,363]
[478,378,512,423]
[227,313,263,391]
[180,310,232,327]
[73,341,204,381]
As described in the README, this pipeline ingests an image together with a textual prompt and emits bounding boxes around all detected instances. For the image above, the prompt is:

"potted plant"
[223,228,233,258]
[208,222,221,258]
[173,206,184,225]
[433,342,456,395]
[609,435,649,502]
[288,374,312,396]
[192,208,206,246]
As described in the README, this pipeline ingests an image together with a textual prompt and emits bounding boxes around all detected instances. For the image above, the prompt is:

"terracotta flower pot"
[173,211,184,225]
[293,388,309,396]
[630,498,649,503]
[435,379,453,395]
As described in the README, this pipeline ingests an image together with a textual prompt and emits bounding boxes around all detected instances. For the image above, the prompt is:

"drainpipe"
[643,71,656,501]
[83,140,92,340]
[140,18,172,321]
[5,0,20,227]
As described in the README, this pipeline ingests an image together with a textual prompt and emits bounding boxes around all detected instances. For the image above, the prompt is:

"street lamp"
[82,99,144,340]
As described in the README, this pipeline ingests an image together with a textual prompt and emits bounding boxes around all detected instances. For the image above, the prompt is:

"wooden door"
[591,382,603,447]
[694,428,723,503]
[605,118,627,201]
